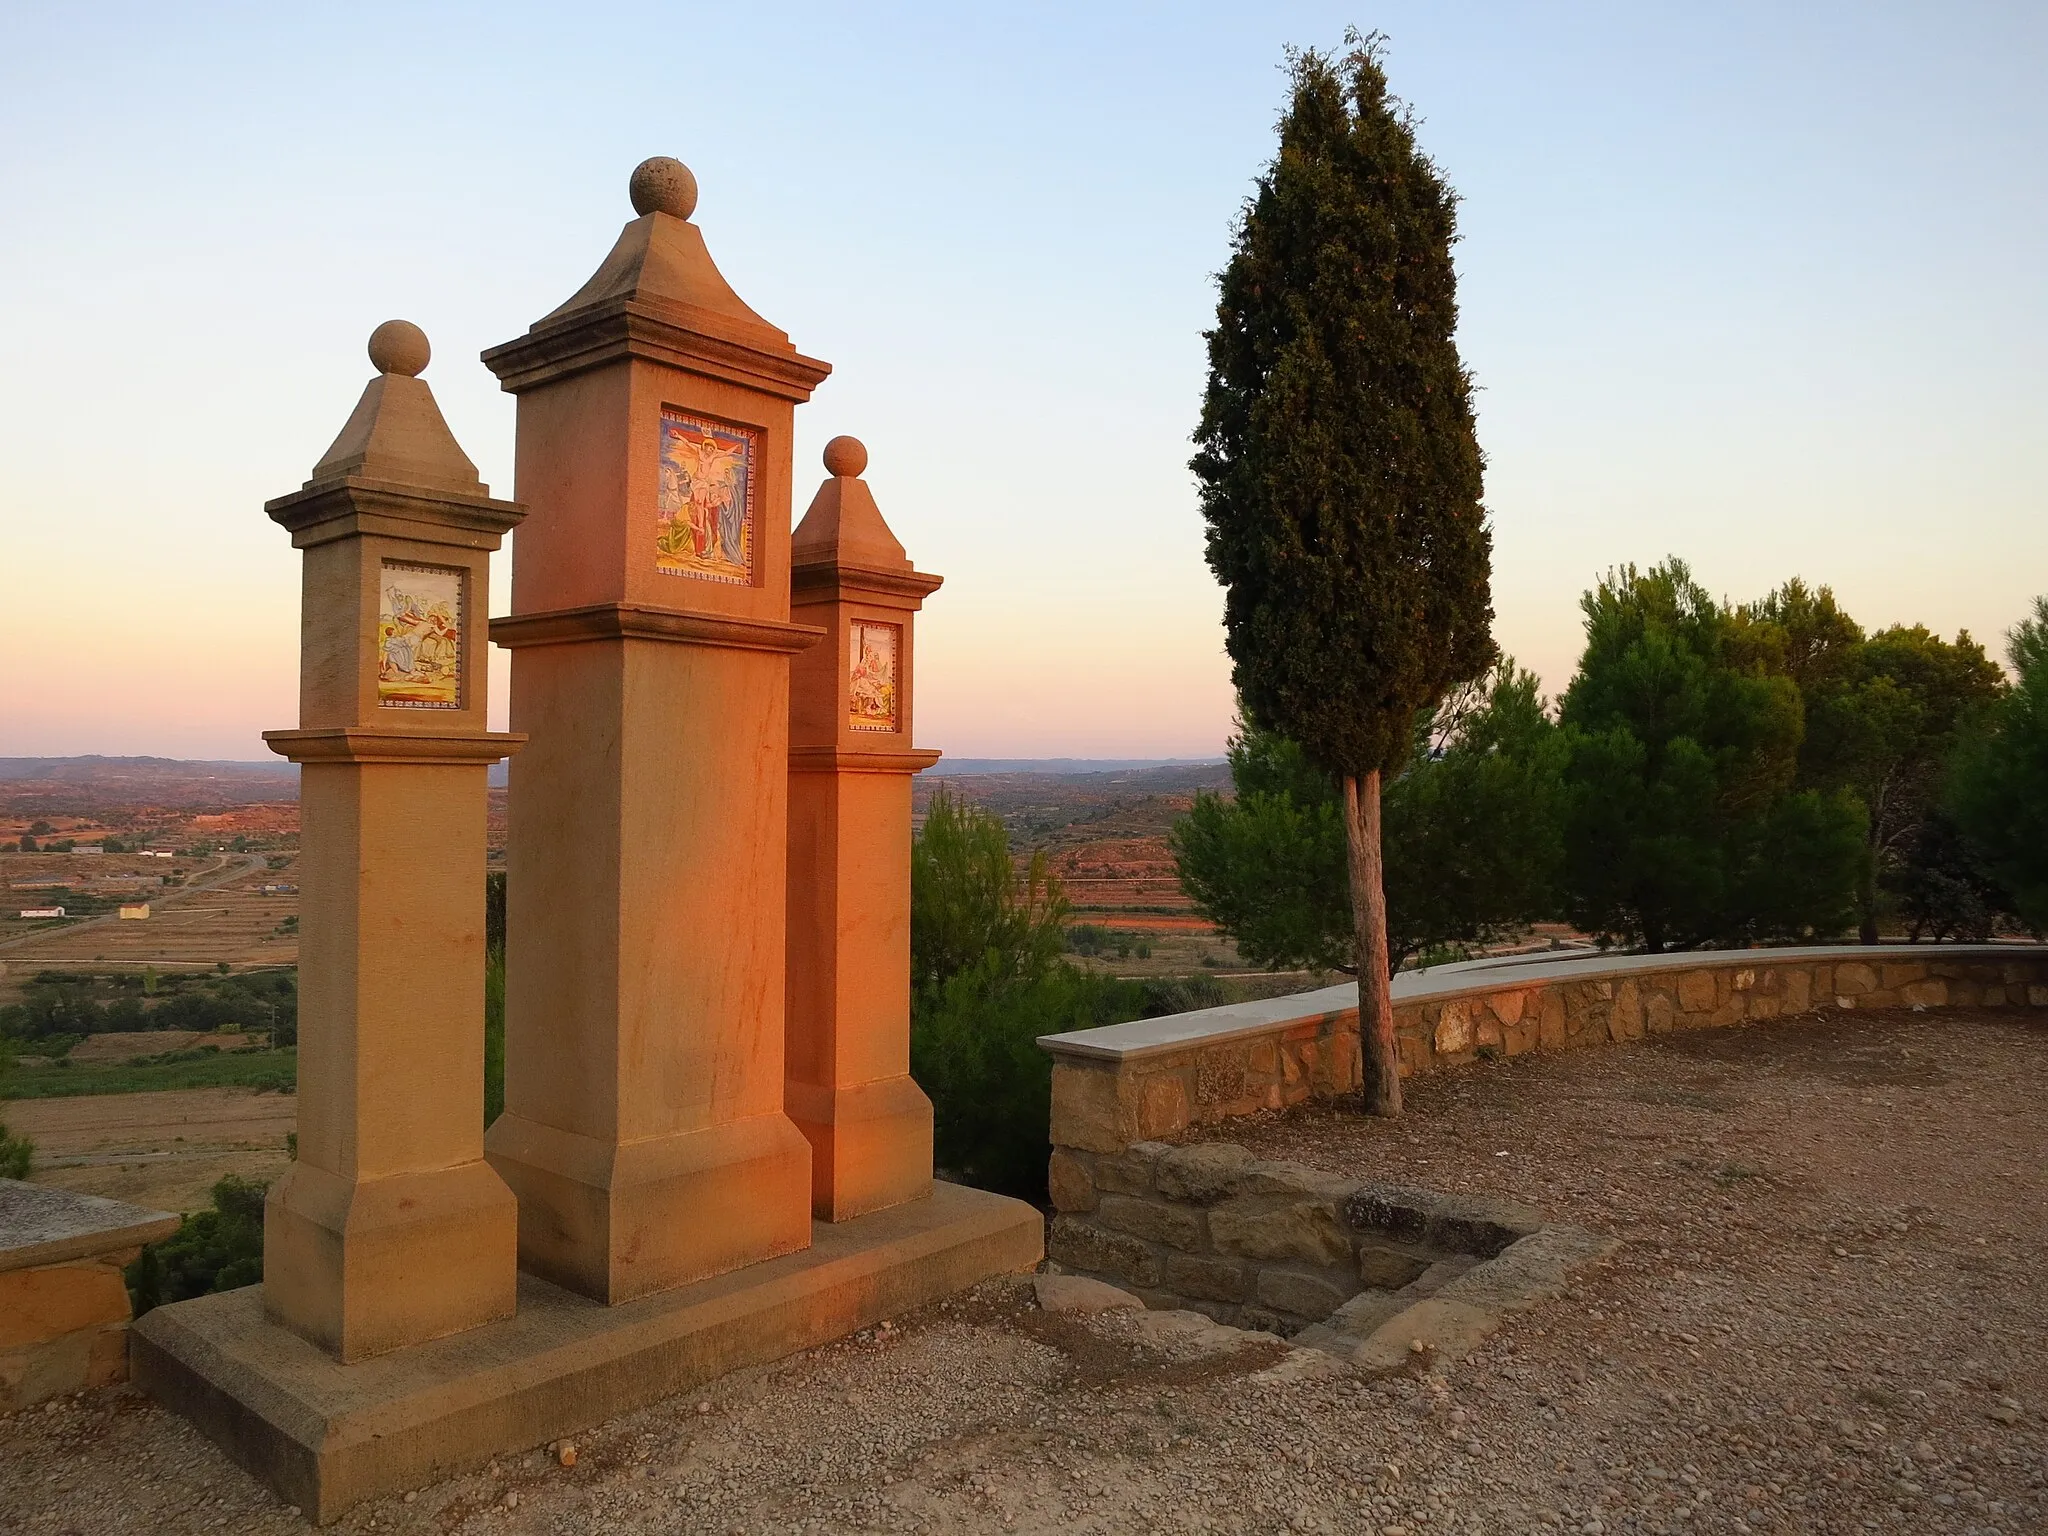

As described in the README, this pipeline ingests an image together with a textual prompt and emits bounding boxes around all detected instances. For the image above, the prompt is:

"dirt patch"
[11,1086,295,1213]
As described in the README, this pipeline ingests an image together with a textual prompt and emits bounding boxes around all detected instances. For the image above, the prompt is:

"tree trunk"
[1343,771,1401,1118]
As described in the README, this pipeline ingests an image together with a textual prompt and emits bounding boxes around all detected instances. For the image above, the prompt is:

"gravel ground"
[2,1003,2043,1535]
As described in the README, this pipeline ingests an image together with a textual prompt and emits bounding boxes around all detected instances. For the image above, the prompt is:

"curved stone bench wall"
[1037,944,2048,1158]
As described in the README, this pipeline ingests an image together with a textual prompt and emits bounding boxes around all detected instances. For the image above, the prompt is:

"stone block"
[1034,1274,1141,1315]
[1356,1243,1432,1290]
[1881,963,1927,989]
[1046,1216,1162,1288]
[1153,1142,1255,1202]
[1434,999,1475,1055]
[1984,984,2007,1006]
[1503,1020,1537,1056]
[1476,1015,1504,1050]
[1193,1047,1249,1106]
[1537,990,1568,1049]
[1163,1252,1252,1303]
[1343,1185,1434,1242]
[0,1260,133,1351]
[1676,970,1717,1014]
[1425,1195,1543,1258]
[1784,968,1813,1012]
[1050,1063,1131,1154]
[1330,1288,1413,1338]
[1209,1195,1349,1267]
[1900,979,1947,1008]
[1644,989,1675,1034]
[1257,1268,1356,1320]
[1136,1074,1191,1140]
[1046,1150,1097,1213]
[1489,990,1527,1027]
[1610,979,1644,1042]
[1235,1160,1354,1201]
[1247,1040,1279,1075]
[2029,984,2048,1007]
[1835,962,1879,996]
[1096,1195,1206,1252]
[1090,1149,1158,1197]
[1350,1298,1500,1371]
[1435,1225,1619,1315]
[1731,968,1756,991]
[1237,1306,1293,1336]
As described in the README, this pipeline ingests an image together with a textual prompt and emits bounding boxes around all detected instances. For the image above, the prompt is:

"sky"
[1,2,2043,760]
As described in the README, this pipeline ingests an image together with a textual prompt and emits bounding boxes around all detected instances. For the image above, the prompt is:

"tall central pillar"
[481,157,829,1303]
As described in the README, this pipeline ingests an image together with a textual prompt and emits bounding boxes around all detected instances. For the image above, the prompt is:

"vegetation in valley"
[125,1174,267,1315]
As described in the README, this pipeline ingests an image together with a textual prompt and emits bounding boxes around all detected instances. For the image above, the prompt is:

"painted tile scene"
[849,619,899,732]
[376,562,462,709]
[656,409,756,585]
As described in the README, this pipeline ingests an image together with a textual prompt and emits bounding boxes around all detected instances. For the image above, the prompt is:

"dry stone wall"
[1046,1140,1614,1361]
[1045,949,2048,1156]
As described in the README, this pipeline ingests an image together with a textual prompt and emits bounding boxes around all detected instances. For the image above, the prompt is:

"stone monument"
[786,436,943,1220]
[260,320,524,1360]
[480,156,825,1302]
[132,160,1041,1525]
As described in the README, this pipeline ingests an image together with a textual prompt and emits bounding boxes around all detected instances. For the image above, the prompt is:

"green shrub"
[0,1119,31,1178]
[126,1174,267,1315]
[911,958,1143,1202]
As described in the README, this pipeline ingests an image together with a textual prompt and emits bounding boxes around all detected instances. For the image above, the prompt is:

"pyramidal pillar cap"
[792,438,942,602]
[301,321,487,497]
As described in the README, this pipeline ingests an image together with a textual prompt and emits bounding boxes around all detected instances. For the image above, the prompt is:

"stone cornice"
[788,746,944,774]
[265,479,526,551]
[481,299,831,401]
[490,603,826,655]
[790,562,945,604]
[263,728,527,765]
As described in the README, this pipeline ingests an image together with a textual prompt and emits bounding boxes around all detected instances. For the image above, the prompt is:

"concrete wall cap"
[0,1182,179,1274]
[1037,943,2044,1063]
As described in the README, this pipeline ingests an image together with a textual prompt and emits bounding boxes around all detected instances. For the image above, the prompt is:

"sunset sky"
[2,3,2043,761]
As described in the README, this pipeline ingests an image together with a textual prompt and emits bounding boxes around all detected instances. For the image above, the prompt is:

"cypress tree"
[1193,35,1493,1115]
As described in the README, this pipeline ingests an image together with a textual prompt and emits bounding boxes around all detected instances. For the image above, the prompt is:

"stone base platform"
[132,1181,1041,1524]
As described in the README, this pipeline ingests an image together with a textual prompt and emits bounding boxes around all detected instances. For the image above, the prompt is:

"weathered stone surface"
[1645,990,1676,1033]
[1256,1268,1356,1320]
[1537,990,1568,1049]
[1033,1274,1142,1315]
[1153,1142,1254,1202]
[1676,971,1717,1013]
[1328,1288,1413,1339]
[1835,962,1879,996]
[1404,1255,1479,1296]
[1434,1000,1475,1055]
[1489,990,1527,1027]
[1163,1252,1252,1303]
[2030,985,2048,1007]
[1611,979,1644,1041]
[1208,1195,1349,1267]
[1342,1185,1434,1241]
[1095,1195,1205,1252]
[1234,1160,1354,1201]
[1136,1074,1190,1139]
[1351,1298,1501,1371]
[1046,1150,1096,1213]
[1356,1243,1431,1290]
[1193,1046,1250,1106]
[1434,1225,1619,1314]
[1784,968,1813,1012]
[1089,1150,1155,1197]
[1425,1194,1543,1258]
[1901,979,1947,1008]
[1050,1063,1130,1154]
[1046,1216,1161,1287]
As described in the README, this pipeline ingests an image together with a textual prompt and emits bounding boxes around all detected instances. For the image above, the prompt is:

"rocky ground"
[2,1004,2044,1535]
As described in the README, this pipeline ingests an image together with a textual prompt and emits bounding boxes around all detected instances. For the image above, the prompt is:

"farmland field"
[7,1085,296,1214]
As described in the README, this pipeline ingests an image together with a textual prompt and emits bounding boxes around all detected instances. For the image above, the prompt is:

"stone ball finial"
[630,156,699,219]
[823,435,868,478]
[367,319,430,378]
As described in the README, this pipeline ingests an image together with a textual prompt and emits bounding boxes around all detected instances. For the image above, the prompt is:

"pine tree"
[1192,35,1492,1114]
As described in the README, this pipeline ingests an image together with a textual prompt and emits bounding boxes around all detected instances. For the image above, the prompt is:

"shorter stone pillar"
[261,321,524,1361]
[786,436,942,1220]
